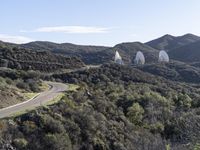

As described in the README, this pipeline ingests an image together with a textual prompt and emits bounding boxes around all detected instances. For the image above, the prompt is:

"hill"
[168,41,200,62]
[0,46,84,72]
[2,34,200,150]
[0,40,17,49]
[0,68,48,108]
[137,62,200,83]
[1,64,200,149]
[21,41,110,64]
[21,41,159,64]
[146,34,200,51]
[112,42,158,63]
[1,33,200,65]
[1,34,200,65]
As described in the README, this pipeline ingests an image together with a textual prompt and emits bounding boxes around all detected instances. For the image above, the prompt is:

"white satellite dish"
[114,51,123,65]
[158,50,169,62]
[134,51,145,65]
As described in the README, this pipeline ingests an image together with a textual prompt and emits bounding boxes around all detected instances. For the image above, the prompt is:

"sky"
[1,0,200,46]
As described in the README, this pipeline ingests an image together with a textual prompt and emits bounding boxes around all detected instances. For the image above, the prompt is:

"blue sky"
[1,0,200,46]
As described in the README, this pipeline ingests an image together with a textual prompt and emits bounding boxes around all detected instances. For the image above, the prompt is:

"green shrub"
[13,138,28,149]
[43,133,72,150]
[16,81,29,90]
[194,143,200,150]
[174,94,192,109]
[40,115,65,133]
[149,122,165,134]
[141,92,169,107]
[21,121,37,134]
[28,82,40,92]
[5,78,13,84]
[127,102,144,125]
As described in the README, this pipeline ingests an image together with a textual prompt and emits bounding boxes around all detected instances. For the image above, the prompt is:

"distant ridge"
[169,40,200,62]
[20,41,159,64]
[146,33,200,51]
[1,33,200,64]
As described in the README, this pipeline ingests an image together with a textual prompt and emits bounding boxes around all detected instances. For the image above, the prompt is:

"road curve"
[0,82,68,119]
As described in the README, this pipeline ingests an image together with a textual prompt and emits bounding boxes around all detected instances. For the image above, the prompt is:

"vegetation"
[0,68,48,108]
[2,34,200,149]
[20,41,159,64]
[1,34,200,65]
[0,39,167,65]
[0,46,85,72]
[126,102,144,125]
[169,41,200,62]
[137,61,200,83]
[146,33,200,51]
[0,64,200,149]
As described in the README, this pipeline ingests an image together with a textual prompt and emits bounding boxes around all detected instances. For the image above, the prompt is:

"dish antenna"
[134,51,145,65]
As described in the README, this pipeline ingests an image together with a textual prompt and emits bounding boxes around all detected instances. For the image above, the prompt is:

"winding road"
[0,82,68,119]
[0,65,100,119]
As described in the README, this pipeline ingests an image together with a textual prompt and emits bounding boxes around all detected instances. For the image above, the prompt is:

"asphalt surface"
[0,82,68,119]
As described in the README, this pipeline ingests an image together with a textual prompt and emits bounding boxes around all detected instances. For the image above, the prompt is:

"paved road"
[47,65,101,76]
[0,82,68,119]
[0,66,100,119]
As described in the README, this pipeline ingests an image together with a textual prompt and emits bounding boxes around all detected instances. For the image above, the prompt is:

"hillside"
[137,62,200,83]
[21,41,159,64]
[0,40,17,49]
[1,64,200,149]
[0,68,48,108]
[21,41,110,64]
[168,41,200,62]
[146,34,200,51]
[112,42,158,63]
[1,34,200,65]
[0,41,159,64]
[0,46,85,72]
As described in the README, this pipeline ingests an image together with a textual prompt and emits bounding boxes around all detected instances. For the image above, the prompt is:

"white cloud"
[21,26,110,34]
[0,34,34,44]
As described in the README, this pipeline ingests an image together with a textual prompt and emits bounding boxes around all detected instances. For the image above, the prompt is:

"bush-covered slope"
[168,41,200,62]
[22,41,159,65]
[1,64,200,150]
[0,68,47,108]
[0,47,85,72]
[20,41,159,65]
[21,41,110,65]
[1,34,200,65]
[137,62,200,83]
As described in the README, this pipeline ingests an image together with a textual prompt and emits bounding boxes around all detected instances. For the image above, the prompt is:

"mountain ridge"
[146,33,200,51]
[169,40,200,62]
[1,33,200,64]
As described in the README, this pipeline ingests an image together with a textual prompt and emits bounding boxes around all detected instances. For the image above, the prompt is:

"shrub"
[13,138,28,149]
[28,82,40,92]
[174,94,192,110]
[16,81,29,90]
[126,102,144,125]
[5,78,13,84]
[43,133,72,150]
[194,143,200,150]
[21,121,37,134]
[40,115,65,133]
[149,122,165,134]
